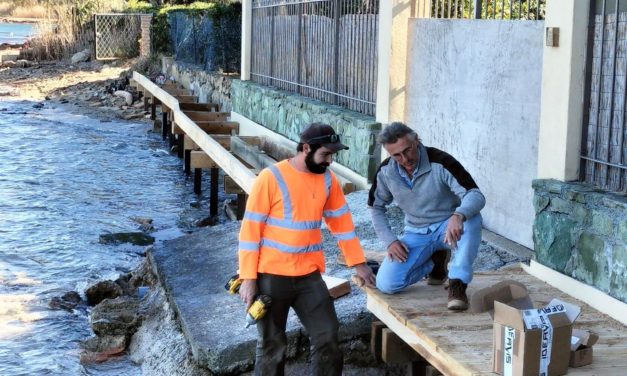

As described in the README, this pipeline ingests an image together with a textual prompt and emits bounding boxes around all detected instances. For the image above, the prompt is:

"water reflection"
[0,100,219,375]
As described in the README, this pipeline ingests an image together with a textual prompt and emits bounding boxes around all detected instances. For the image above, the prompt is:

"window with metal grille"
[250,0,379,116]
[581,0,627,193]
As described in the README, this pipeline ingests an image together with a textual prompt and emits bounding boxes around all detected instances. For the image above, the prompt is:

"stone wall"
[162,58,234,113]
[231,79,381,179]
[533,179,627,303]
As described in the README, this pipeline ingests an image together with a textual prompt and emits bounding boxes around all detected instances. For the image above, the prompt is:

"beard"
[305,151,329,174]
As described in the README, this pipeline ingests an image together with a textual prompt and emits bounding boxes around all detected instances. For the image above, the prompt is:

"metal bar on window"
[580,0,598,182]
[603,0,620,187]
[592,0,607,183]
[474,0,482,19]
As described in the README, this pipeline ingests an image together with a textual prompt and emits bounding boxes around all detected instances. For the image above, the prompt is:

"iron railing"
[431,0,545,20]
[251,0,379,116]
[581,0,627,192]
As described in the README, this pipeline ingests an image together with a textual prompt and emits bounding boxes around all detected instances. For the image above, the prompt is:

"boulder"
[85,280,124,306]
[14,59,34,68]
[90,296,142,337]
[99,232,155,246]
[80,335,128,363]
[71,49,91,64]
[49,291,83,311]
[113,90,133,106]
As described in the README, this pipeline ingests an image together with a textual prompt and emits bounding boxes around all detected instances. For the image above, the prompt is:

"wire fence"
[94,14,142,60]
[581,0,627,192]
[251,0,379,116]
[168,11,241,73]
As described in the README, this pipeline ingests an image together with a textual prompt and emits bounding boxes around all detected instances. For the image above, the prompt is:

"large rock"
[91,296,142,337]
[85,280,124,306]
[49,291,83,311]
[71,49,91,64]
[113,90,133,106]
[99,232,155,246]
[80,335,128,363]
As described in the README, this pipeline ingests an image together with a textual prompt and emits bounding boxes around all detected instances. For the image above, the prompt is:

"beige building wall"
[376,0,427,124]
[537,0,591,180]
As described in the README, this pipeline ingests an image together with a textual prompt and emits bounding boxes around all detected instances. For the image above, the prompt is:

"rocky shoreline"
[0,54,158,122]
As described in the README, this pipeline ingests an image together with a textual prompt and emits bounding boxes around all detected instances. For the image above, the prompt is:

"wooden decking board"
[364,265,627,375]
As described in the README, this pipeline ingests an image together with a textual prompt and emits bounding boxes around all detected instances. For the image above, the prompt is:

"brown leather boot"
[427,249,450,285]
[447,279,469,311]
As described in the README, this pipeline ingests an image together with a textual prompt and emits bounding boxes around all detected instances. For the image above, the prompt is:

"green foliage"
[125,1,241,56]
[126,0,154,12]
[432,0,545,20]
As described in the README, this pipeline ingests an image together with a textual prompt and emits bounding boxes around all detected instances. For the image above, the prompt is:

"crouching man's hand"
[387,240,409,263]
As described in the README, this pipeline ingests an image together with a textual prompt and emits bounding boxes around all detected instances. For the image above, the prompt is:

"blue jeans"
[376,214,482,294]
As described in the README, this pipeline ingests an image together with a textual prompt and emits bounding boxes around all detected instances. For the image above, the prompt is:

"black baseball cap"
[299,123,349,152]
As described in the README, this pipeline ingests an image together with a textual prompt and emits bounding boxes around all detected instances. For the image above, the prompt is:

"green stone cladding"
[533,179,627,303]
[232,79,381,179]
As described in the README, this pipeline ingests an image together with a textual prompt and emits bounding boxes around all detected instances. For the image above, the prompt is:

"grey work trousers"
[254,272,343,376]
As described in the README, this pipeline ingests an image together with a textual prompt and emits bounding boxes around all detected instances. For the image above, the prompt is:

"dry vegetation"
[0,1,47,19]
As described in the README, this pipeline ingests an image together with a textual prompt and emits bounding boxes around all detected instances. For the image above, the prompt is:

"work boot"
[447,279,469,311]
[427,249,450,285]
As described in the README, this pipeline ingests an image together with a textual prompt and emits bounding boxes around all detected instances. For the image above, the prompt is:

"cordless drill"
[225,274,272,328]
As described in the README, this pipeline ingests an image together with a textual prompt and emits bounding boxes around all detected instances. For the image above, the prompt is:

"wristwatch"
[453,212,466,221]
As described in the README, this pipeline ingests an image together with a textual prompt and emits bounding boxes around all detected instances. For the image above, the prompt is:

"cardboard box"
[569,329,598,367]
[470,280,581,376]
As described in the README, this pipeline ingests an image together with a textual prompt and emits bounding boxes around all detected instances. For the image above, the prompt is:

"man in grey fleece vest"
[368,122,485,310]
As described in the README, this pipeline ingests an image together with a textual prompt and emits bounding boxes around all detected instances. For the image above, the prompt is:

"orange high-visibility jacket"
[238,160,366,279]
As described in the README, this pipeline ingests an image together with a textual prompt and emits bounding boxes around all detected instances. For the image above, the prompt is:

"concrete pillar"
[241,0,252,81]
[537,0,591,180]
[140,14,153,57]
[375,0,416,124]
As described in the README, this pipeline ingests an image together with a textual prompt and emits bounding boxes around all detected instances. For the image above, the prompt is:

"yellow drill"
[225,274,272,328]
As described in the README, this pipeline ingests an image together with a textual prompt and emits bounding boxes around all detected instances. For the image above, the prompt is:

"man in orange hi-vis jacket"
[238,123,376,376]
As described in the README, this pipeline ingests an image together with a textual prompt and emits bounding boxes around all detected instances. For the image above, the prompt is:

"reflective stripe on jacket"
[238,160,366,279]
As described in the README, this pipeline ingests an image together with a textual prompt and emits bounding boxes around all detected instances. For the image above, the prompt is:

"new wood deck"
[364,263,627,376]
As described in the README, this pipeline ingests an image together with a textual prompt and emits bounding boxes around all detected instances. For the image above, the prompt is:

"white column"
[375,1,421,125]
[241,0,253,81]
[537,0,591,180]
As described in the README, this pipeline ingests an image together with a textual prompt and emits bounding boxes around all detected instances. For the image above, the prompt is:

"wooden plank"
[176,95,198,103]
[382,328,422,364]
[161,82,182,91]
[230,136,278,170]
[322,274,350,299]
[258,137,295,161]
[370,321,386,362]
[196,121,239,135]
[179,102,220,112]
[197,135,259,150]
[183,111,229,122]
[183,135,197,150]
[224,175,246,195]
[164,87,191,96]
[190,151,218,169]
